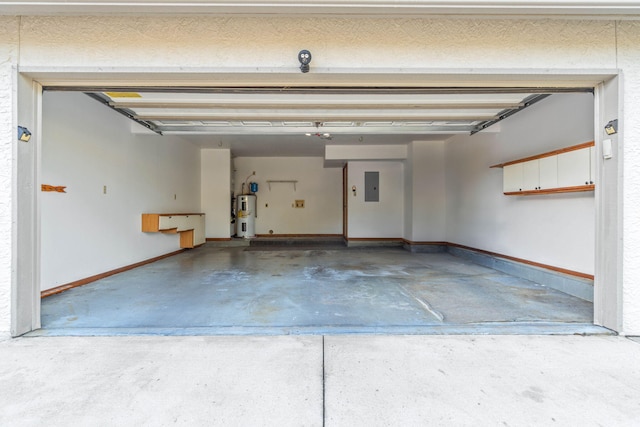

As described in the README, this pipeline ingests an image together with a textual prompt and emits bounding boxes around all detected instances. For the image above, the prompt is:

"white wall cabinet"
[493,142,594,195]
[142,213,206,248]
[504,156,559,193]
[503,163,523,192]
[522,159,540,191]
[538,155,559,190]
[557,147,593,187]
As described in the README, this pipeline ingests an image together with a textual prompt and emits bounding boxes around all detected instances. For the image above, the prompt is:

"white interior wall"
[325,145,407,161]
[445,93,595,275]
[406,140,447,242]
[347,161,404,238]
[233,157,342,235]
[403,144,414,240]
[201,149,231,239]
[40,92,201,291]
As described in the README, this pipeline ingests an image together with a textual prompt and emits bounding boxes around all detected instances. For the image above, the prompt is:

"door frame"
[11,68,624,335]
[342,163,348,240]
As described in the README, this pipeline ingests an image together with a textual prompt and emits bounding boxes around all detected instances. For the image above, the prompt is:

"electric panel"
[365,171,379,202]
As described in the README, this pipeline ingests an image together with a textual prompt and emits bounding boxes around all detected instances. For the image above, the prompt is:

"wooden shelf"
[504,184,594,196]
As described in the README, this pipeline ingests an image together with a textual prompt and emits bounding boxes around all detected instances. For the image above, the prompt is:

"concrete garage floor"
[37,245,601,336]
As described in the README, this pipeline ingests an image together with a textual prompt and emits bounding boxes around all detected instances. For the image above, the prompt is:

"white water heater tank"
[237,194,256,238]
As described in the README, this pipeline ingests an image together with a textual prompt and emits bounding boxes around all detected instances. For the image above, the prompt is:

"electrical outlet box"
[294,200,305,208]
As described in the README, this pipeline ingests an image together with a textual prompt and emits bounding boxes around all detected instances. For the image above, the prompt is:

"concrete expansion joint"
[626,336,640,345]
[322,335,326,426]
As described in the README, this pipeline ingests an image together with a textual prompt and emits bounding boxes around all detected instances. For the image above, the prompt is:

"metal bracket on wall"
[267,180,298,191]
[470,94,554,135]
[84,92,163,135]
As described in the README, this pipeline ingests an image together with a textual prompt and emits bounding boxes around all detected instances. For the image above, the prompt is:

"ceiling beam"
[134,113,498,121]
[111,101,525,110]
[159,125,471,135]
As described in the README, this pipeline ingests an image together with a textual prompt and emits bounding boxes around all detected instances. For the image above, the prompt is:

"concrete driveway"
[1,335,639,426]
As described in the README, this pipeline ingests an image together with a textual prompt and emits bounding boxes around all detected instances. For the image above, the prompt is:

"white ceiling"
[86,89,550,157]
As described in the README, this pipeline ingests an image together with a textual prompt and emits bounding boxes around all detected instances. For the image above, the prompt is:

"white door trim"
[13,68,623,335]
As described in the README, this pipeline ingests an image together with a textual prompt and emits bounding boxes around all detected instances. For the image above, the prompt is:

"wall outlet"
[295,200,305,208]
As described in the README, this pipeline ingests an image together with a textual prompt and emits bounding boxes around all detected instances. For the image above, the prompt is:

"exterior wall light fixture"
[298,50,312,73]
[18,126,31,142]
[605,119,618,135]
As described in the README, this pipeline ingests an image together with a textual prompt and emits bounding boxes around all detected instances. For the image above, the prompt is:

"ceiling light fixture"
[305,132,332,140]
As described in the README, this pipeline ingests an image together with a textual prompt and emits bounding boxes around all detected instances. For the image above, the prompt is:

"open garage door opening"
[31,82,611,336]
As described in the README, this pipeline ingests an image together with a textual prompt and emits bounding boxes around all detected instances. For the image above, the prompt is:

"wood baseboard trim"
[447,243,594,280]
[255,234,343,238]
[41,249,186,298]
[403,239,448,246]
[346,237,404,242]
[206,238,232,241]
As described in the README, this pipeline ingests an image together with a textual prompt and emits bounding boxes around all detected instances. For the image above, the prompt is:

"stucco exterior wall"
[1,15,639,334]
[18,17,617,69]
[0,17,19,337]
[618,21,640,334]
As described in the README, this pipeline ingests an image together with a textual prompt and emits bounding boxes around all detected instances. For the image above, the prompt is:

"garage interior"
[35,84,602,335]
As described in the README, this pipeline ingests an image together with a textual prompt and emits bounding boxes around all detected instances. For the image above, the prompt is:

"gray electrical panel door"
[365,171,379,202]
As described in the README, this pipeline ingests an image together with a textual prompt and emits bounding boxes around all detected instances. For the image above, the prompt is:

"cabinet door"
[538,155,558,190]
[522,160,540,191]
[193,215,206,245]
[557,148,591,188]
[174,216,190,232]
[159,215,178,231]
[503,163,523,193]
